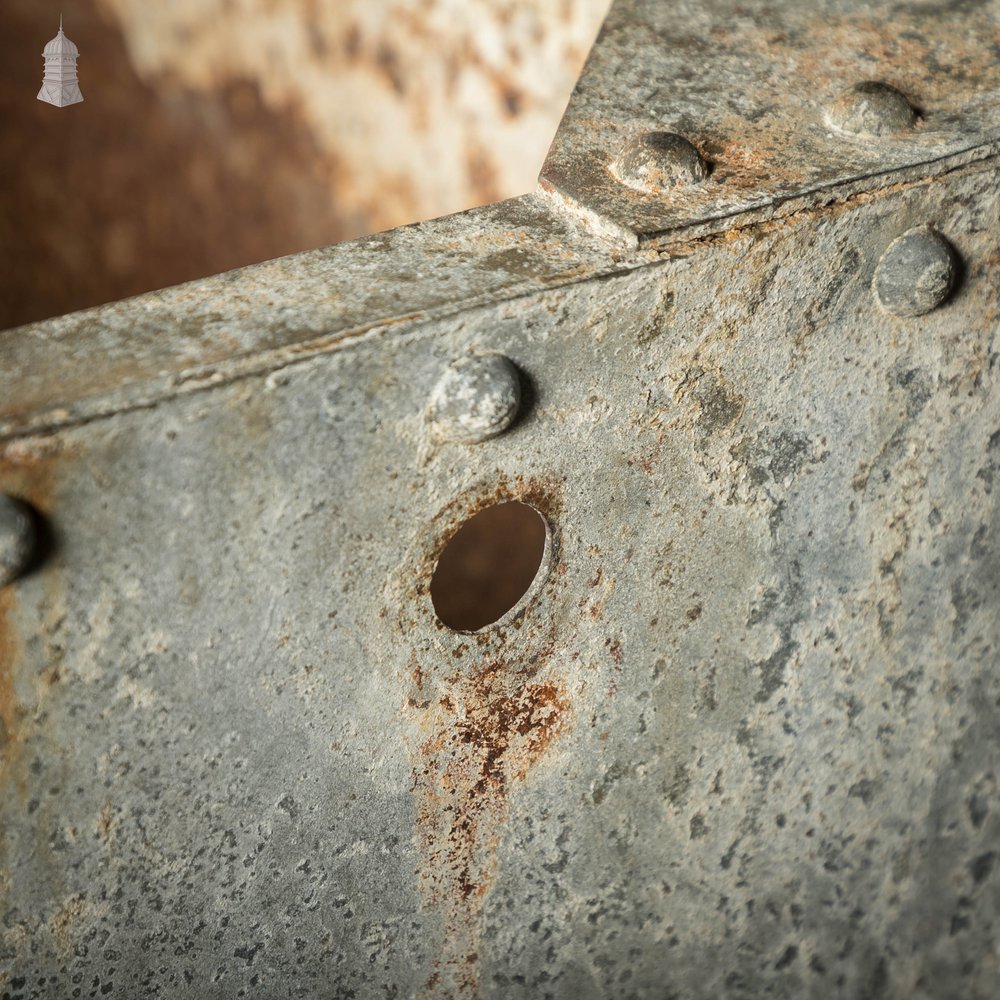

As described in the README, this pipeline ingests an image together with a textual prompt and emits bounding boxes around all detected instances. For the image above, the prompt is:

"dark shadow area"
[20,500,58,581]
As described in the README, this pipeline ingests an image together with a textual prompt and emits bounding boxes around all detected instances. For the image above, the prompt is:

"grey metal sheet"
[1,1,999,997]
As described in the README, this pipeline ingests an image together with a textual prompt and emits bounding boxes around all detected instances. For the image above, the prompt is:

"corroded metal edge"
[0,194,623,440]
[540,0,1000,240]
[4,0,1000,440]
[4,143,999,442]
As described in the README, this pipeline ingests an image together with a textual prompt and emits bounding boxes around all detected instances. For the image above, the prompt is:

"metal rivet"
[826,81,917,136]
[610,131,709,194]
[430,354,522,444]
[0,495,36,587]
[873,225,958,318]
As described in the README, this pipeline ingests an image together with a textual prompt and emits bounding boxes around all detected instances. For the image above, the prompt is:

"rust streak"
[0,436,65,799]
[0,588,23,795]
[395,475,572,998]
[412,666,568,998]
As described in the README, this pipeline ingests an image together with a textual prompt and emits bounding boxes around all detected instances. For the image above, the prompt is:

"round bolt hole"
[430,501,549,632]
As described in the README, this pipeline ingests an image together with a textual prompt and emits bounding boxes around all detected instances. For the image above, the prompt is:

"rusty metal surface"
[2,1,1000,998]
[541,0,1000,243]
[0,196,619,441]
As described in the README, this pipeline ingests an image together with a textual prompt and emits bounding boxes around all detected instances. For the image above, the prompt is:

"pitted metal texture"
[1,2,999,998]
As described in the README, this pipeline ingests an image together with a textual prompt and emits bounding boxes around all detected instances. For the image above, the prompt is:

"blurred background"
[0,0,608,330]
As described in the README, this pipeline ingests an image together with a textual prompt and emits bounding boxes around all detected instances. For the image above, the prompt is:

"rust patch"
[787,17,1000,108]
[394,474,573,997]
[0,588,24,795]
[50,893,86,957]
[412,668,569,998]
[703,132,808,191]
[0,436,65,797]
[96,799,116,848]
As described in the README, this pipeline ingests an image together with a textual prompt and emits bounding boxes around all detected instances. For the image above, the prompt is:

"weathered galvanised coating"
[1,1,999,998]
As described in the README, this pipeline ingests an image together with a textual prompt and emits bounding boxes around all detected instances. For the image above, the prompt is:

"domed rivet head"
[826,81,917,136]
[430,354,522,444]
[0,496,36,587]
[610,131,709,194]
[873,226,958,318]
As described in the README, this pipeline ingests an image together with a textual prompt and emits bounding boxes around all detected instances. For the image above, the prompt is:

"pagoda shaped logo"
[38,16,84,108]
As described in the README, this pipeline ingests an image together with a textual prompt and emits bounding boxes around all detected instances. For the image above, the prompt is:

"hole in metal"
[430,501,548,632]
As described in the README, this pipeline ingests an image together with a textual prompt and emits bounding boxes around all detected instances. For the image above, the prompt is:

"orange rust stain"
[788,17,1000,106]
[50,893,86,957]
[411,664,569,998]
[0,436,66,798]
[0,588,24,794]
[393,474,572,997]
[96,799,116,847]
[705,133,808,191]
[425,473,565,541]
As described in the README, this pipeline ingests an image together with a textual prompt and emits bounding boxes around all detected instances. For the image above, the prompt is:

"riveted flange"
[826,81,918,137]
[609,131,709,194]
[430,354,522,444]
[873,226,958,317]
